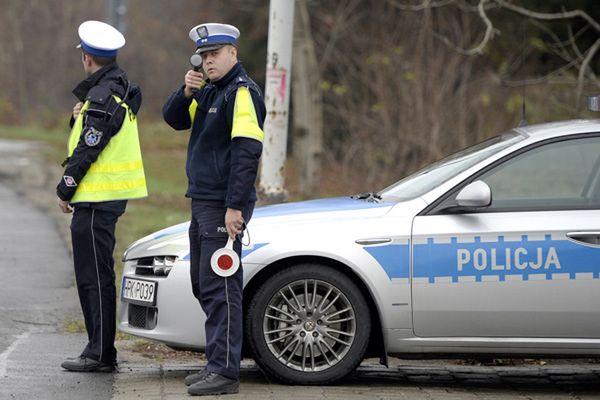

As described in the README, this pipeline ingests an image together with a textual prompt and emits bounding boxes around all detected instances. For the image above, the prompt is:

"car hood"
[123,196,394,261]
[252,196,393,221]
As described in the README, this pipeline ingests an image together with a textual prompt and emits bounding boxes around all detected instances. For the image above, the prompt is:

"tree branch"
[386,0,454,11]
[429,0,496,55]
[494,0,600,34]
[470,0,495,55]
[498,58,582,86]
[316,0,363,70]
[576,38,600,110]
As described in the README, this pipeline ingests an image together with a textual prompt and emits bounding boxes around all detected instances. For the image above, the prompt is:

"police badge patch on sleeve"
[84,126,103,147]
[63,176,77,187]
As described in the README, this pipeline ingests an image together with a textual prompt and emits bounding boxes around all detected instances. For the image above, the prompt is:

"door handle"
[566,231,600,246]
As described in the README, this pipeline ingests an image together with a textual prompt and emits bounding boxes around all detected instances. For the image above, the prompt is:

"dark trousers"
[189,200,254,380]
[71,203,125,364]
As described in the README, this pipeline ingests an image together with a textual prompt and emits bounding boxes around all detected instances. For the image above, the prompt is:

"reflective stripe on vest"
[187,85,263,141]
[189,99,198,125]
[67,95,148,203]
[231,87,263,142]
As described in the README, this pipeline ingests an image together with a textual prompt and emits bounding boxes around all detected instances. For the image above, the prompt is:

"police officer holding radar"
[163,23,265,396]
[58,20,147,372]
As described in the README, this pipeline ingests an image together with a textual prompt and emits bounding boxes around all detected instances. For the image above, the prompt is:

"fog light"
[152,256,177,276]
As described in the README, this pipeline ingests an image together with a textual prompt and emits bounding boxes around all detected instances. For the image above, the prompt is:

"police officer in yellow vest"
[57,20,147,372]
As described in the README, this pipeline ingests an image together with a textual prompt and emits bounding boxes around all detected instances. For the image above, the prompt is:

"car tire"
[246,263,371,384]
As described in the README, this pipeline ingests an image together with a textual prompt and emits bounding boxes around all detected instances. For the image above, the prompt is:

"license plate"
[121,277,157,306]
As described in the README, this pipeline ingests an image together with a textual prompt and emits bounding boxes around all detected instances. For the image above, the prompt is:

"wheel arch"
[242,255,387,365]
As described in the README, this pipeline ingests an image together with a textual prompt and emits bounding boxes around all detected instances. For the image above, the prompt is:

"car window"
[479,136,600,210]
[379,131,525,201]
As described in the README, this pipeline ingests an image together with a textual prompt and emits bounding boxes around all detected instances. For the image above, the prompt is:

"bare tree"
[309,0,493,190]
[292,0,323,197]
[1,0,596,200]
[388,0,600,111]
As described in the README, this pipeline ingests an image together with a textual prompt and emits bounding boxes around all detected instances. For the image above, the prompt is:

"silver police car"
[118,119,600,384]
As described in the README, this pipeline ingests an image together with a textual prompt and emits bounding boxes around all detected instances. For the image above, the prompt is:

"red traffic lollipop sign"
[211,237,240,277]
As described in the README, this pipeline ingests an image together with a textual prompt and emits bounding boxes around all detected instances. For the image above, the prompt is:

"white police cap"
[77,20,125,57]
[189,23,240,53]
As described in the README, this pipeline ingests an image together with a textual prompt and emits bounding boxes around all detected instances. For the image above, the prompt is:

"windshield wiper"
[351,191,382,203]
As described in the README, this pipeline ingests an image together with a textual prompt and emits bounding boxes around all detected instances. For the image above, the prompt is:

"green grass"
[62,318,86,334]
[62,317,137,340]
[0,122,192,287]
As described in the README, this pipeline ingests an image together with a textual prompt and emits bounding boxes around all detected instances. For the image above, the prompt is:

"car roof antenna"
[518,90,528,127]
[518,20,528,127]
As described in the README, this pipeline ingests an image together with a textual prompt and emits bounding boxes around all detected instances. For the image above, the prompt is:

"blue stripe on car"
[364,235,600,282]
[181,242,269,261]
[363,244,410,279]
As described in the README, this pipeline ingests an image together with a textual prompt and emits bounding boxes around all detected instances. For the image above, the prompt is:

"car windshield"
[379,131,525,202]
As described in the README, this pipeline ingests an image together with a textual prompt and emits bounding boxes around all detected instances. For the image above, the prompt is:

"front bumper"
[117,258,207,350]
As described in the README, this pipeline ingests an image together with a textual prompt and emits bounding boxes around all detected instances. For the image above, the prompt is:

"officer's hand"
[225,208,244,240]
[183,70,204,98]
[72,102,83,120]
[58,198,72,214]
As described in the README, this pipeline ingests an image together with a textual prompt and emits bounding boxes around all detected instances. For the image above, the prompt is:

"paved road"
[1,138,600,399]
[112,358,600,400]
[0,140,113,400]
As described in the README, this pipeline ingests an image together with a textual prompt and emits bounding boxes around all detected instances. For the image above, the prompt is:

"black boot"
[187,372,239,396]
[61,356,115,372]
[184,368,208,386]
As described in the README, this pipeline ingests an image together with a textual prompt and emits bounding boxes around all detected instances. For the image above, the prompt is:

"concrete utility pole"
[106,0,127,34]
[259,0,295,204]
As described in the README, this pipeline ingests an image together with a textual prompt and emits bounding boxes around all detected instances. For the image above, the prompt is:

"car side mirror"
[455,180,492,208]
[435,180,492,214]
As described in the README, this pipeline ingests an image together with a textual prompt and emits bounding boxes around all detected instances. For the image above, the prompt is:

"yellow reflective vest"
[67,95,147,203]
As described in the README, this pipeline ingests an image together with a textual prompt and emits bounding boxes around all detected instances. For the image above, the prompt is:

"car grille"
[128,304,158,330]
[133,256,176,276]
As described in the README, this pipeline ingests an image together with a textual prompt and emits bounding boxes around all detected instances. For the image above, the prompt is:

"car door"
[411,134,600,338]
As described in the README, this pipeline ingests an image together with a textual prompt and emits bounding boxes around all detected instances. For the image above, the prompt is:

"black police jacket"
[56,62,142,210]
[162,63,265,210]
